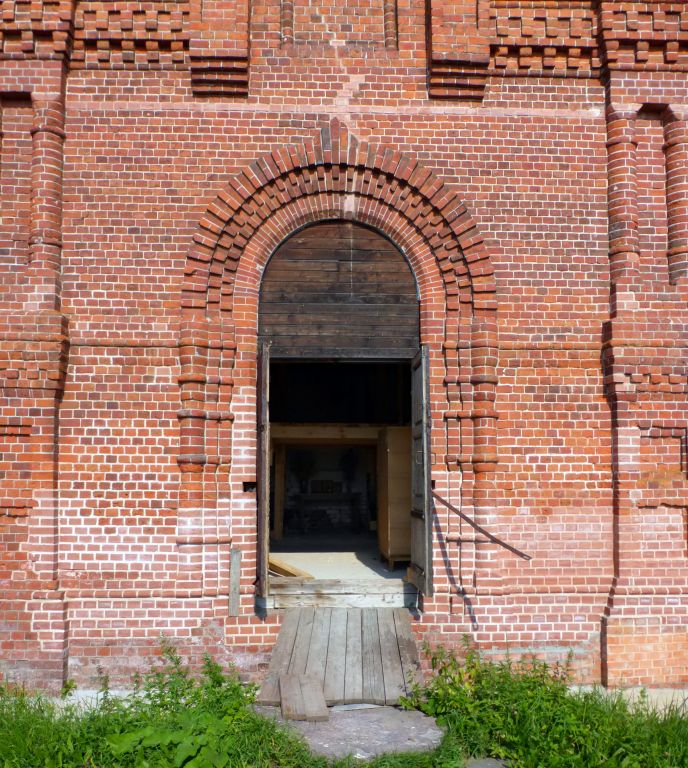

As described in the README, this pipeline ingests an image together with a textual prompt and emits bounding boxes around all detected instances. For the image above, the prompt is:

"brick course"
[1,0,687,690]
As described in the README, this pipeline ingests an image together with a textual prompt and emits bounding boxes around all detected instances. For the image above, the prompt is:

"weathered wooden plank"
[280,674,306,721]
[408,347,432,595]
[263,289,416,304]
[268,556,314,579]
[277,243,408,260]
[263,321,417,336]
[305,608,331,683]
[262,292,416,305]
[228,548,241,617]
[324,607,347,705]
[261,303,417,316]
[264,267,414,281]
[300,676,329,722]
[263,259,414,274]
[272,592,417,609]
[361,608,385,705]
[268,578,411,594]
[278,238,402,257]
[257,608,301,705]
[262,272,416,287]
[344,608,363,704]
[269,347,418,360]
[256,341,270,599]
[274,241,413,256]
[393,608,423,691]
[377,608,406,705]
[268,340,419,354]
[277,226,402,240]
[257,679,280,707]
[267,609,302,673]
[272,267,402,280]
[272,443,286,540]
[288,607,315,676]
[261,325,418,341]
[263,325,418,338]
[262,306,417,320]
[261,290,417,304]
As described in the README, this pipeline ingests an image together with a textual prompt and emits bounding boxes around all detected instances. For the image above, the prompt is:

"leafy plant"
[3,637,688,768]
[402,639,688,768]
[0,642,325,768]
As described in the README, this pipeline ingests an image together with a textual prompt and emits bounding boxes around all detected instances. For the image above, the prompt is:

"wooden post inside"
[273,442,286,540]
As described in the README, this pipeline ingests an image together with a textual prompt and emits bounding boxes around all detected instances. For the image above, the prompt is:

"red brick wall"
[1,1,687,691]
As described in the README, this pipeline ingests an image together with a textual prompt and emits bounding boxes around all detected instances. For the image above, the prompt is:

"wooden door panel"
[257,341,271,597]
[260,221,419,359]
[408,347,432,595]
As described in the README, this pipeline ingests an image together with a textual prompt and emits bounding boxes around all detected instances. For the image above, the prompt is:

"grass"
[402,642,688,768]
[0,639,329,768]
[1,639,687,767]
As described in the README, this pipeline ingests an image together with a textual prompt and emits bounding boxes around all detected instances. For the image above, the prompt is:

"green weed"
[403,640,688,767]
[2,639,688,767]
[0,643,328,768]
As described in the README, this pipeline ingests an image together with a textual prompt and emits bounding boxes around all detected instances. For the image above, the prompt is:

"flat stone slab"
[257,704,445,760]
[465,759,508,768]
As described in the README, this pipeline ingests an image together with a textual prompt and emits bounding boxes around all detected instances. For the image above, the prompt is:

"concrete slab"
[256,704,445,760]
[570,686,688,711]
[271,535,406,580]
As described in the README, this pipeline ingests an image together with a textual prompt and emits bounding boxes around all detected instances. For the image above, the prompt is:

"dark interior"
[270,361,411,424]
[270,360,411,568]
[274,444,377,538]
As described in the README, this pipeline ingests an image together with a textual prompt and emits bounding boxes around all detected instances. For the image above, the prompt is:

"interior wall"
[280,445,377,537]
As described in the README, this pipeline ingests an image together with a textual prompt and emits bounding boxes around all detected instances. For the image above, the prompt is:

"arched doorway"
[179,122,499,619]
[257,221,430,606]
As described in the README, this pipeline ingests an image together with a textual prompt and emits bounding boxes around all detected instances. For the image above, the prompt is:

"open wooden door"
[408,346,433,596]
[256,341,271,598]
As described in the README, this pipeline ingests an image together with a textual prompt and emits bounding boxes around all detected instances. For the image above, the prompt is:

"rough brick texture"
[1,0,687,691]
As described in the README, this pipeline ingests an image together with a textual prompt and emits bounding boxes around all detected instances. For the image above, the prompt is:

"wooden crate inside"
[377,426,412,569]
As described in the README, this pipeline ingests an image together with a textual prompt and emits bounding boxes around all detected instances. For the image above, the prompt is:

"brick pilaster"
[607,106,639,290]
[28,98,65,312]
[665,112,688,284]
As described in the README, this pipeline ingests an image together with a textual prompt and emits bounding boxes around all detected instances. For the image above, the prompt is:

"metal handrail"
[432,491,532,561]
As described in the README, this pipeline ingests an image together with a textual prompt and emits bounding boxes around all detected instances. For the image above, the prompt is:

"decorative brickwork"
[428,2,688,101]
[0,0,687,692]
[600,3,688,72]
[188,0,249,96]
[0,0,74,59]
[490,0,598,76]
[72,0,190,68]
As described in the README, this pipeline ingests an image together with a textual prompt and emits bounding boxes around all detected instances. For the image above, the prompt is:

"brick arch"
[182,122,496,318]
[177,121,499,577]
[232,194,456,350]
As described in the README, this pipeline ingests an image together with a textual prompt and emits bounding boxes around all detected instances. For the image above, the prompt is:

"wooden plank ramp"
[279,674,328,722]
[258,607,422,716]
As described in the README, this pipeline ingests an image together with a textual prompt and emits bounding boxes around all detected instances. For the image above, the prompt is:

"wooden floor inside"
[258,607,422,710]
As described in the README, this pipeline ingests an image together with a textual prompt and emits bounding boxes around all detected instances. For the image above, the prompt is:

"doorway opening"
[269,361,412,583]
[256,220,431,607]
